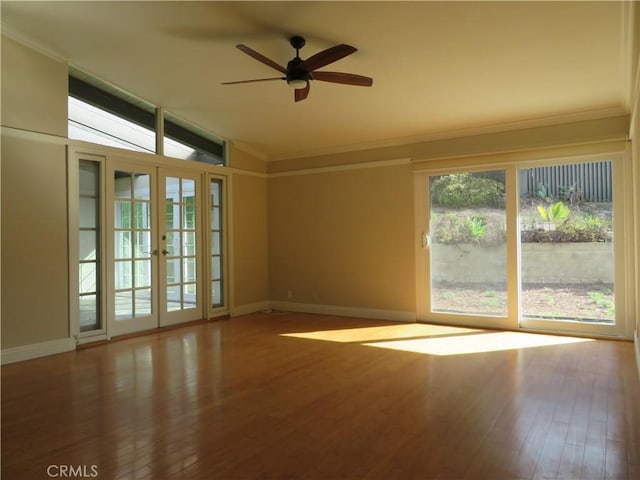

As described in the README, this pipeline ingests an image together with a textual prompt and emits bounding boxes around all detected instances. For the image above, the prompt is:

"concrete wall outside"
[431,242,613,284]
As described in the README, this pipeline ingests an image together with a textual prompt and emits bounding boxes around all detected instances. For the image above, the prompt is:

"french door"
[417,153,630,338]
[158,170,203,326]
[107,161,204,336]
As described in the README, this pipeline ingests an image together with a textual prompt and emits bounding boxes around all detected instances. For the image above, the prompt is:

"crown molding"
[269,157,411,178]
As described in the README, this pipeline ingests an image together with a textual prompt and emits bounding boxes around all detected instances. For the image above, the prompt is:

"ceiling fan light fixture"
[287,78,308,89]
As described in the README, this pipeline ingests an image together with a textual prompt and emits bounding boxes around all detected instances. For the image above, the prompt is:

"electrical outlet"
[287,290,293,299]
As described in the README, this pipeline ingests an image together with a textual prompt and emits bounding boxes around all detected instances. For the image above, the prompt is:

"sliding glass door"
[417,152,629,338]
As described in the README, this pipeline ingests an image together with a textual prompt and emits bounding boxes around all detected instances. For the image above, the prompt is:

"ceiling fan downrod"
[289,35,306,57]
[287,36,309,88]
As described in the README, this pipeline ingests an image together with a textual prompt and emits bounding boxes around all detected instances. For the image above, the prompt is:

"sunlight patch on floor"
[281,323,481,343]
[282,324,593,355]
[364,331,593,356]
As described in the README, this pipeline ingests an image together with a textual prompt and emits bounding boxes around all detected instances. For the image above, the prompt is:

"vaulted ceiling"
[1,1,634,161]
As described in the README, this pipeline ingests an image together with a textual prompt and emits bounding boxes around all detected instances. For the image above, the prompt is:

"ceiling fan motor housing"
[286,57,310,86]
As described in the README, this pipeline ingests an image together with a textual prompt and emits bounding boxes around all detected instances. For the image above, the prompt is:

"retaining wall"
[430,242,613,284]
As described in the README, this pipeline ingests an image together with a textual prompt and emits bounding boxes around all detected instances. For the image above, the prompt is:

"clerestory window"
[68,75,225,165]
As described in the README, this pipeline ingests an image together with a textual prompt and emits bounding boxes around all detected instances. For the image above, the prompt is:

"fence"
[519,161,612,202]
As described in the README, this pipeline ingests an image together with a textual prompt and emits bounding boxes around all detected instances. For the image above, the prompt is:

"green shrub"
[536,182,548,200]
[431,213,469,244]
[557,215,611,242]
[431,212,506,246]
[537,201,570,226]
[466,217,487,241]
[520,214,612,243]
[431,174,503,208]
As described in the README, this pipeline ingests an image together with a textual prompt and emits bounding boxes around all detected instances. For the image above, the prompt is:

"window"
[78,160,101,332]
[164,114,225,165]
[210,178,224,308]
[69,96,156,153]
[68,75,225,165]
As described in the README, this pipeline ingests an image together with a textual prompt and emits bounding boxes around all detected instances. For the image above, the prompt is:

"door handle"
[422,233,430,248]
[161,249,169,256]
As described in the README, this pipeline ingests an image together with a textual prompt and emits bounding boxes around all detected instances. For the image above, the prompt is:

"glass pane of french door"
[108,164,157,336]
[159,171,202,326]
[519,160,616,326]
[428,170,507,316]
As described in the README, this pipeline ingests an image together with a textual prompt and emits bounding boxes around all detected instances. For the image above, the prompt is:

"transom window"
[68,75,225,165]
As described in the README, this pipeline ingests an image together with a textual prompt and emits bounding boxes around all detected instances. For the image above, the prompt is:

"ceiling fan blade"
[312,71,373,87]
[236,44,287,74]
[222,77,284,85]
[294,83,310,102]
[304,44,357,71]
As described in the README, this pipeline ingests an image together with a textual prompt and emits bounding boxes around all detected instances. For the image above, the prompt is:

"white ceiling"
[1,1,633,162]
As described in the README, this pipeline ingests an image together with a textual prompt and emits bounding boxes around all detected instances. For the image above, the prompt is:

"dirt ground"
[431,283,615,323]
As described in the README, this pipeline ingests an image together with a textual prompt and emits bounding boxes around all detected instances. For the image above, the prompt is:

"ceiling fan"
[222,35,373,102]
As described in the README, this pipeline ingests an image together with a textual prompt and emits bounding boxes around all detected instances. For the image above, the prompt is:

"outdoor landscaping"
[429,171,615,324]
[431,283,615,323]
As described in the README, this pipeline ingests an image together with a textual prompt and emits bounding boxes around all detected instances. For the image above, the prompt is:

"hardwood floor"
[2,312,639,479]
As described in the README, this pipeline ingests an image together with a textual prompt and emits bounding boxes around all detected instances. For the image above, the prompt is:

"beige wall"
[268,163,415,313]
[226,142,270,309]
[227,142,267,173]
[1,136,69,348]
[1,35,69,350]
[230,173,269,308]
[630,3,640,377]
[636,155,640,360]
[637,128,640,345]
[1,36,67,136]
[631,38,640,350]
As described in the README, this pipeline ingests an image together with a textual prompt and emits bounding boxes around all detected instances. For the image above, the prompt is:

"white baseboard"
[270,301,416,323]
[1,337,76,365]
[0,303,413,364]
[230,301,272,317]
